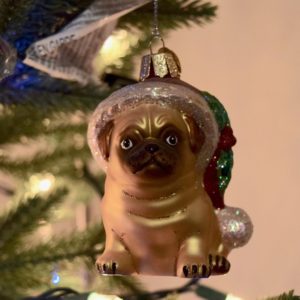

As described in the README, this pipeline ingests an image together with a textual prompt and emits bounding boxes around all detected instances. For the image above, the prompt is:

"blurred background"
[0,0,299,299]
[160,0,300,298]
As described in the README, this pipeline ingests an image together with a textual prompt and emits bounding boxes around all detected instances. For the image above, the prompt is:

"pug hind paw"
[209,254,230,275]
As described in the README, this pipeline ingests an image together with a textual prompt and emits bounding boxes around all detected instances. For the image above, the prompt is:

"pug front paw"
[96,251,136,275]
[96,260,118,275]
[181,263,211,278]
[176,255,211,278]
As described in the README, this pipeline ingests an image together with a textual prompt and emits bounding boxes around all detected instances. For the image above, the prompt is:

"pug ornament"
[88,46,253,278]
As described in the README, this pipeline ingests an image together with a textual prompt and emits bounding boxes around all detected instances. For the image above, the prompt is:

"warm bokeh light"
[88,293,123,300]
[226,294,243,300]
[27,173,56,195]
[94,29,140,75]
[38,178,52,192]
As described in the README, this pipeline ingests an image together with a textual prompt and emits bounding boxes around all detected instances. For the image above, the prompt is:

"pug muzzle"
[125,140,178,174]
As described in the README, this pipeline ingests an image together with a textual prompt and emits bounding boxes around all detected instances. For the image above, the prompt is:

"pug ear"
[182,114,205,153]
[97,120,114,161]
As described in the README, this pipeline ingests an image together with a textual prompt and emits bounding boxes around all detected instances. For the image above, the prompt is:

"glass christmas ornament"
[87,45,248,278]
[0,38,17,80]
[87,0,252,279]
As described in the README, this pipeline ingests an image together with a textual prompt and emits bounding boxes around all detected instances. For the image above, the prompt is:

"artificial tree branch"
[0,225,105,271]
[0,188,68,253]
[0,145,91,177]
[119,0,217,31]
[0,0,35,35]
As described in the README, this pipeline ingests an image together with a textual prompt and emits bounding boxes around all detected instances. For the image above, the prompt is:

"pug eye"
[165,134,178,146]
[120,138,134,150]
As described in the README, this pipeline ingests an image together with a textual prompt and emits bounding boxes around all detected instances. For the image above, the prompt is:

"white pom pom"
[216,206,253,249]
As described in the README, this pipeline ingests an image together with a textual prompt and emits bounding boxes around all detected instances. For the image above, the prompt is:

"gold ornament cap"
[140,44,181,81]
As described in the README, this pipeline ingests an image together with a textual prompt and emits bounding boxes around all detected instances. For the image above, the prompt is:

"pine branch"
[0,0,35,35]
[0,223,132,298]
[0,188,68,254]
[3,0,95,60]
[264,291,299,300]
[0,120,87,146]
[0,293,13,300]
[119,0,217,31]
[0,266,49,299]
[0,75,134,145]
[0,85,108,110]
[0,145,91,177]
[0,224,104,271]
[0,82,116,146]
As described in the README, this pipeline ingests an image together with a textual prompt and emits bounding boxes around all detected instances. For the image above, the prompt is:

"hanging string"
[150,0,165,52]
[152,0,160,37]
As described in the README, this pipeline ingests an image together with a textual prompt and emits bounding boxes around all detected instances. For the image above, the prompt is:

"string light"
[226,294,243,300]
[94,29,140,74]
[38,178,53,192]
[87,293,123,300]
[51,270,61,285]
[27,173,56,196]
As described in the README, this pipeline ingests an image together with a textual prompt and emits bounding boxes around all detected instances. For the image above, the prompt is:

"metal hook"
[149,35,165,55]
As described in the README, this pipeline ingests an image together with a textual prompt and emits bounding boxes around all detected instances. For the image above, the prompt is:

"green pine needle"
[0,224,104,271]
[264,291,300,300]
[0,188,68,254]
[0,0,95,36]
[0,0,35,34]
[0,114,87,145]
[0,223,105,299]
[0,86,110,146]
[0,0,218,297]
[119,0,217,31]
[0,145,91,177]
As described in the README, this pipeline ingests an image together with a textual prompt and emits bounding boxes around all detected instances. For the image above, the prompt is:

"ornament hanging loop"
[140,0,181,81]
[149,0,166,54]
[149,35,165,55]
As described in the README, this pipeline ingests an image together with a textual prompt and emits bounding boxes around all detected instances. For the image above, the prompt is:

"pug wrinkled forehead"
[88,80,219,172]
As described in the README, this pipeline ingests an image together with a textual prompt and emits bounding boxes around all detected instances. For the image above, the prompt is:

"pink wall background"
[142,0,300,299]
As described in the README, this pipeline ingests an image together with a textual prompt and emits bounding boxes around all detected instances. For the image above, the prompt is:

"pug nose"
[145,143,159,153]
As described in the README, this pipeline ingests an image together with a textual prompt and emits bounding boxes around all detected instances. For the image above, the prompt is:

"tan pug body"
[96,103,230,277]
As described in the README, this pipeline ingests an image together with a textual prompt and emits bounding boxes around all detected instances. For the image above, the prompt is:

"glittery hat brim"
[87,80,219,172]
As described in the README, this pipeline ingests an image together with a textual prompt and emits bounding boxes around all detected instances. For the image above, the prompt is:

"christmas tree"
[0,1,218,298]
[0,1,298,300]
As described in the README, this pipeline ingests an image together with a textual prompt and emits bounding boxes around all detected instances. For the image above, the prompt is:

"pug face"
[98,103,205,183]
